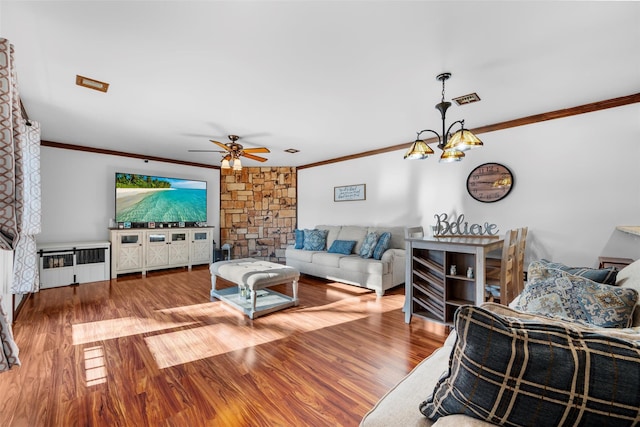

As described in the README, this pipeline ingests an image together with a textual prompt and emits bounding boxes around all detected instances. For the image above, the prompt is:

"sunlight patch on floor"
[72,315,196,345]
[145,322,287,369]
[71,288,405,370]
[145,293,403,369]
[84,346,107,386]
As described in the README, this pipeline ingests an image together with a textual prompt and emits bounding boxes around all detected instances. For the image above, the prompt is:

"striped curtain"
[0,38,42,370]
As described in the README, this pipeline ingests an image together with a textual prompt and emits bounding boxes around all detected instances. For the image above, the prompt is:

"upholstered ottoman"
[210,258,300,319]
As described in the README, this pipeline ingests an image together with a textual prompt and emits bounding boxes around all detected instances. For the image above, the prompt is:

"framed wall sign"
[334,184,366,202]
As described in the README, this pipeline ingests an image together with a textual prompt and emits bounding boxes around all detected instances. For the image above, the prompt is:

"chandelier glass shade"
[404,72,483,162]
[443,128,484,152]
[403,138,434,159]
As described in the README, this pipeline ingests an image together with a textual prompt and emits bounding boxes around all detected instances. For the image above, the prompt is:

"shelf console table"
[37,241,111,288]
[404,235,503,325]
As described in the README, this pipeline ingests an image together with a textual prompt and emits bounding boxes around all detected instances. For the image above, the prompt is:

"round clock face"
[466,163,514,203]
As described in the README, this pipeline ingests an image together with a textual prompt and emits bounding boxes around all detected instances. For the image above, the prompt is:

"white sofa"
[361,258,640,427]
[285,225,406,296]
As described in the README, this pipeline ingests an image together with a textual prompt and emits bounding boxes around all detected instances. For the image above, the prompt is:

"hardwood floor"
[0,266,447,426]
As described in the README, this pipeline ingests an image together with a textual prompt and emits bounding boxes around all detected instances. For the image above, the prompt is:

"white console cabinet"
[110,227,214,278]
[37,241,111,288]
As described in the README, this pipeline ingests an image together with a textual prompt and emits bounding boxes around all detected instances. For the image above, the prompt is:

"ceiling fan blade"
[210,140,231,151]
[242,147,270,154]
[242,153,268,162]
[188,149,226,153]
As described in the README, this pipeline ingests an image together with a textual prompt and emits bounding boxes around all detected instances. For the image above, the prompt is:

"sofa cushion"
[518,261,638,328]
[285,247,316,263]
[372,232,391,260]
[294,229,305,249]
[303,229,328,251]
[311,252,343,268]
[539,258,618,284]
[327,239,356,255]
[339,256,386,275]
[421,304,640,426]
[336,226,368,254]
[359,232,379,258]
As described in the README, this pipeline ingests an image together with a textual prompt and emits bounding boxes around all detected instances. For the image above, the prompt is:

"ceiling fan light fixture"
[192,134,269,166]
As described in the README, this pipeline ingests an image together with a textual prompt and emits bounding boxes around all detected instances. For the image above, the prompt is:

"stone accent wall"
[220,167,297,264]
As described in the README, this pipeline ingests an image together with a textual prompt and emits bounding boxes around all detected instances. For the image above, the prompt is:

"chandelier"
[404,72,483,162]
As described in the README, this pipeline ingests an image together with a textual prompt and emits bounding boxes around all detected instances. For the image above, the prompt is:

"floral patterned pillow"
[358,232,378,258]
[516,261,638,328]
[302,229,327,251]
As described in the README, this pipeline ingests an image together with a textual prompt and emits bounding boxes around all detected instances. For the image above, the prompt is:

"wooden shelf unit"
[110,227,215,278]
[404,236,503,325]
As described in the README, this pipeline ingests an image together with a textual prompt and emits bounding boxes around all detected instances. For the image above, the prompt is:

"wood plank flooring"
[0,266,447,426]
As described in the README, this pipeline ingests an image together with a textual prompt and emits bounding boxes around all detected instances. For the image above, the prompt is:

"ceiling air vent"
[452,93,480,106]
[284,148,300,154]
[76,75,109,92]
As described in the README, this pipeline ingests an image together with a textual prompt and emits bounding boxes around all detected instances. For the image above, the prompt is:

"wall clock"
[466,163,514,203]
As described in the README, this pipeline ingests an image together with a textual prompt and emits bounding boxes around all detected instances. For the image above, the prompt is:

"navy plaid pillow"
[420,305,640,426]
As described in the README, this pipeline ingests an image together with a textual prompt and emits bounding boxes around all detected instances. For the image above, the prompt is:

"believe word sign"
[434,213,498,237]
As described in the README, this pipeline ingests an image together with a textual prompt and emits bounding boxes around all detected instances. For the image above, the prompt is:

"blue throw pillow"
[328,240,357,255]
[294,229,304,249]
[372,232,391,260]
[303,229,327,251]
[359,232,378,258]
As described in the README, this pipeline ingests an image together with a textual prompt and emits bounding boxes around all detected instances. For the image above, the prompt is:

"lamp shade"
[439,149,465,163]
[232,158,242,171]
[404,139,435,159]
[221,158,231,169]
[444,129,483,152]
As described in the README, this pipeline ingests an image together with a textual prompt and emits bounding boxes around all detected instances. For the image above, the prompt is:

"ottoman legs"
[249,290,258,320]
[247,278,299,319]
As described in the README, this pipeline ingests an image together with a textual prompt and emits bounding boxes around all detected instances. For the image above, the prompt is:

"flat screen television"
[115,173,207,225]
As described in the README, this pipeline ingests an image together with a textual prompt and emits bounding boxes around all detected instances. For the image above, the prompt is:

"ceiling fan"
[188,135,270,170]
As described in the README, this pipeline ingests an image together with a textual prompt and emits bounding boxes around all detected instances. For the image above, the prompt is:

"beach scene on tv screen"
[115,173,207,223]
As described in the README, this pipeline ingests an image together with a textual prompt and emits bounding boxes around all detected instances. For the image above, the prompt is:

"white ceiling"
[1,1,639,168]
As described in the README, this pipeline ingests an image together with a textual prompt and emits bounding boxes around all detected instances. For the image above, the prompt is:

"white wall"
[39,147,221,245]
[298,104,640,268]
